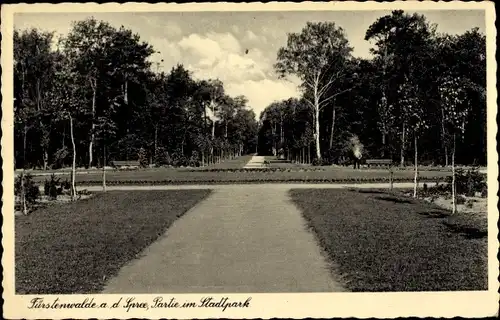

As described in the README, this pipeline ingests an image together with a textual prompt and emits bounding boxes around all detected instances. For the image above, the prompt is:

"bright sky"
[14,10,485,116]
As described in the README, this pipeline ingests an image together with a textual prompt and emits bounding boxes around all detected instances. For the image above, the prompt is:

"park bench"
[111,160,140,170]
[366,159,393,168]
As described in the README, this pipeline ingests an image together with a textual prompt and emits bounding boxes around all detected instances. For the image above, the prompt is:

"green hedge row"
[186,167,327,173]
[76,176,446,186]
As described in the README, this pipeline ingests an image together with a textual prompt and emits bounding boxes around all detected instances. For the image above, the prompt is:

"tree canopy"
[261,11,486,166]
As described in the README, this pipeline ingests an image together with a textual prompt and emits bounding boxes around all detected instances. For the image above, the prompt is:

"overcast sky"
[14,10,485,116]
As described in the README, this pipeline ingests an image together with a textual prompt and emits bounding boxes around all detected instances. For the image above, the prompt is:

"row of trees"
[14,17,259,173]
[259,10,486,170]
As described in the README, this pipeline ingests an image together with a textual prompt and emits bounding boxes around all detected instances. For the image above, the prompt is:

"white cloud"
[164,23,182,38]
[231,25,240,34]
[149,30,301,116]
[226,79,300,116]
[243,30,267,44]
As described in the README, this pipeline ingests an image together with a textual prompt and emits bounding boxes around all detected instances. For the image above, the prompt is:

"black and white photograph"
[2,1,498,319]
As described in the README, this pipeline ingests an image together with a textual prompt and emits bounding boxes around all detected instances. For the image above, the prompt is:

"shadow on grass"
[374,195,413,204]
[442,221,487,239]
[349,189,387,194]
[417,210,449,219]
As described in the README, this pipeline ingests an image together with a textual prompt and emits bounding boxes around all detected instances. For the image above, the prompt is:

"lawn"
[289,188,488,292]
[15,189,211,294]
[192,154,254,170]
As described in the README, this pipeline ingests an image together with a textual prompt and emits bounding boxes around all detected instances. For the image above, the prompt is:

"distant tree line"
[259,10,486,167]
[14,17,258,170]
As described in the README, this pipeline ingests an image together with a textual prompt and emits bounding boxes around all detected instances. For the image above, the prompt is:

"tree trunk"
[308,144,311,164]
[400,123,406,166]
[70,115,77,201]
[89,79,97,168]
[154,125,158,162]
[102,143,107,192]
[21,171,27,215]
[201,151,205,167]
[314,103,321,160]
[413,134,418,198]
[23,124,27,169]
[272,123,277,156]
[441,108,448,166]
[211,122,215,156]
[381,130,386,158]
[124,80,128,105]
[451,133,457,214]
[36,79,49,171]
[43,150,48,171]
[389,167,394,191]
[329,107,336,150]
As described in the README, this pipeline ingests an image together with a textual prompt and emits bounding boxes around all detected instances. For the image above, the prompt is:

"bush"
[137,147,148,168]
[447,167,486,196]
[15,173,40,206]
[52,146,70,169]
[44,174,62,200]
[62,178,71,190]
[480,185,487,198]
[155,147,171,166]
[456,195,467,205]
[312,158,324,166]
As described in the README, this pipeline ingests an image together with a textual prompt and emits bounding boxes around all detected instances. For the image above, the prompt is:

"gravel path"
[102,185,345,293]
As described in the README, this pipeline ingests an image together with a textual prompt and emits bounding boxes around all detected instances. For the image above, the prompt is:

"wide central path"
[102,185,344,293]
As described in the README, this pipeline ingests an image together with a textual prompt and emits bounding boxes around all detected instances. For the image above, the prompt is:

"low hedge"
[74,176,445,186]
[185,167,327,173]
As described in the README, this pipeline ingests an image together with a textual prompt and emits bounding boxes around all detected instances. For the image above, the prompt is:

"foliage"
[137,147,148,168]
[14,12,485,170]
[14,21,258,171]
[446,167,486,196]
[258,10,485,167]
[15,173,40,205]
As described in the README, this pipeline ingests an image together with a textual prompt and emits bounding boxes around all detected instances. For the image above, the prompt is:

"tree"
[397,77,428,197]
[439,76,471,213]
[365,10,436,162]
[275,22,353,160]
[14,28,59,170]
[63,17,154,168]
[50,45,86,201]
[63,18,115,168]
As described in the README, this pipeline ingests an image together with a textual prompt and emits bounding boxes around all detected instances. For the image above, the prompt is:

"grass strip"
[289,188,487,291]
[15,189,211,294]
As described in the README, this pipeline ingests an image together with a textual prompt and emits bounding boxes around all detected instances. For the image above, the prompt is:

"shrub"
[480,185,487,198]
[447,167,486,196]
[456,195,467,205]
[62,178,71,190]
[44,174,62,200]
[155,147,171,166]
[312,158,324,166]
[137,147,148,168]
[52,146,70,169]
[15,173,40,206]
[465,199,475,208]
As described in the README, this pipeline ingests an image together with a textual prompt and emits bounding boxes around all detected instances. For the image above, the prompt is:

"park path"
[243,155,266,168]
[102,185,345,293]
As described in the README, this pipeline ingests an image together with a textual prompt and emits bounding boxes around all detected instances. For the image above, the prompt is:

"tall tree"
[50,46,86,200]
[275,21,353,160]
[365,10,436,162]
[439,76,472,213]
[14,28,58,169]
